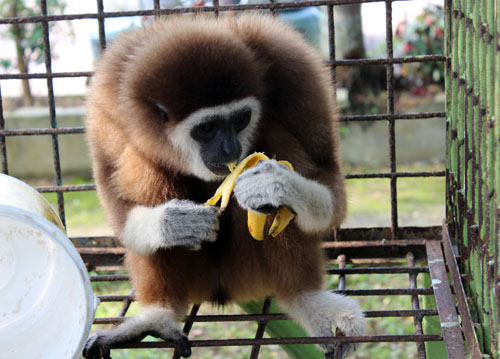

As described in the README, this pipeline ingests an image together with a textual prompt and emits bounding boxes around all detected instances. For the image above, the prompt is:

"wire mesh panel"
[0,0,447,238]
[446,0,499,357]
[83,236,467,359]
[0,0,476,358]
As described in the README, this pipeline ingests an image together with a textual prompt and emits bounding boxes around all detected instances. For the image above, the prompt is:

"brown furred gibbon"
[83,14,364,359]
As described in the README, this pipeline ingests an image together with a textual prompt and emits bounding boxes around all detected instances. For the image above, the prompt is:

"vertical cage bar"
[407,252,426,359]
[444,0,452,231]
[213,0,220,18]
[472,0,485,347]
[457,0,465,207]
[40,0,66,228]
[172,304,200,359]
[154,0,161,20]
[385,0,398,239]
[0,83,8,174]
[327,5,337,96]
[96,0,107,51]
[268,0,277,17]
[495,0,500,353]
[333,254,347,359]
[117,290,134,318]
[459,0,475,278]
[480,0,493,350]
[249,297,272,359]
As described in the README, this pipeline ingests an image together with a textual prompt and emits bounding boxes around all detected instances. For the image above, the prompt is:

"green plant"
[395,5,445,92]
[0,0,69,105]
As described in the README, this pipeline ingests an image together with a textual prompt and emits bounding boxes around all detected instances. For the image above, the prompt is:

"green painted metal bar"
[447,0,500,357]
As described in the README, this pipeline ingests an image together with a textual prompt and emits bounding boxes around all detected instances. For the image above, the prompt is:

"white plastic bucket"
[0,174,97,359]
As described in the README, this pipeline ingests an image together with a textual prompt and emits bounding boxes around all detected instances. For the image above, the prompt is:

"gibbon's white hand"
[122,199,219,255]
[233,160,335,234]
[161,199,219,250]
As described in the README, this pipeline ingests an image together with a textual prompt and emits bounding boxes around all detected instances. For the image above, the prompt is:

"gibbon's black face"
[167,96,262,181]
[190,106,252,176]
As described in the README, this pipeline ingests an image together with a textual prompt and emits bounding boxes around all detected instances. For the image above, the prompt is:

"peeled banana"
[205,152,296,240]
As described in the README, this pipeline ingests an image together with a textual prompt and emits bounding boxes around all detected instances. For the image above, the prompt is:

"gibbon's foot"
[83,307,192,359]
[83,334,191,359]
[122,199,219,255]
[278,290,365,358]
[83,334,111,359]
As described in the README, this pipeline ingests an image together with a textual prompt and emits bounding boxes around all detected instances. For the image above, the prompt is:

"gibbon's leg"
[83,306,191,359]
[277,290,365,357]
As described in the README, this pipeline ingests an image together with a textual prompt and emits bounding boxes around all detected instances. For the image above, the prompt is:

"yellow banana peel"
[205,152,295,240]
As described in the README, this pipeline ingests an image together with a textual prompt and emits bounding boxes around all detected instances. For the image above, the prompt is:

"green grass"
[345,163,445,227]
[39,176,110,236]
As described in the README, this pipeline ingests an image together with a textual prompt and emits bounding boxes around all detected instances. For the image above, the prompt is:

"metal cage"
[0,0,498,358]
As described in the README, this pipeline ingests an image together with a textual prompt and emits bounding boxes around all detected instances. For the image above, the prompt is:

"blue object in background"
[278,6,323,51]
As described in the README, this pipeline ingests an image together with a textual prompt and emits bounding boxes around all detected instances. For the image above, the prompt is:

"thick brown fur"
[87,14,346,315]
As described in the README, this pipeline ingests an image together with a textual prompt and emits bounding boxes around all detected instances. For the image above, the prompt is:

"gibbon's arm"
[92,154,219,256]
[233,160,335,234]
[122,200,219,255]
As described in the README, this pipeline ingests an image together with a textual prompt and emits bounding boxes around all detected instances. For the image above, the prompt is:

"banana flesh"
[205,152,296,240]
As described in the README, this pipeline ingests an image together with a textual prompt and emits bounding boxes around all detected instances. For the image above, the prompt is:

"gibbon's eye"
[232,108,251,132]
[200,122,215,133]
[191,121,218,142]
[155,103,170,122]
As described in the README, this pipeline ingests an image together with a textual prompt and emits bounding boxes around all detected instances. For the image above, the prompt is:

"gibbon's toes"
[82,334,111,359]
[175,336,192,358]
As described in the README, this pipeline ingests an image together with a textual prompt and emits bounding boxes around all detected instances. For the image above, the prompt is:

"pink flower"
[425,16,433,26]
[404,43,413,54]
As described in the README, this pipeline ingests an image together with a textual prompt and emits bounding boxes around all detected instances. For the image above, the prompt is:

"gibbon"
[83,14,364,359]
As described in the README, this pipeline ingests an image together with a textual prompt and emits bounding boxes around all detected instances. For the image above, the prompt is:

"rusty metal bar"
[0,127,85,136]
[441,223,482,358]
[322,239,430,248]
[385,0,398,240]
[98,287,434,304]
[94,309,440,325]
[89,266,430,281]
[0,55,444,81]
[0,0,420,25]
[112,334,443,349]
[339,112,446,122]
[0,83,7,174]
[172,304,200,359]
[425,240,467,358]
[333,254,348,359]
[117,289,134,318]
[327,266,429,275]
[331,54,446,66]
[40,0,66,228]
[327,3,336,98]
[96,0,106,51]
[36,184,95,192]
[344,171,445,179]
[407,252,426,358]
[0,71,92,79]
[249,297,272,359]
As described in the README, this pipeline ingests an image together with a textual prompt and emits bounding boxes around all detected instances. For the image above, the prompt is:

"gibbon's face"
[167,97,261,179]
[119,22,266,182]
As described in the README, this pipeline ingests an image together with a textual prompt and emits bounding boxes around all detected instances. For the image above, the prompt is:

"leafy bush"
[395,5,445,91]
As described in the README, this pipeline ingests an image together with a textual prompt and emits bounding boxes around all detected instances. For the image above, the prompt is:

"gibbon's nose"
[221,134,242,163]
